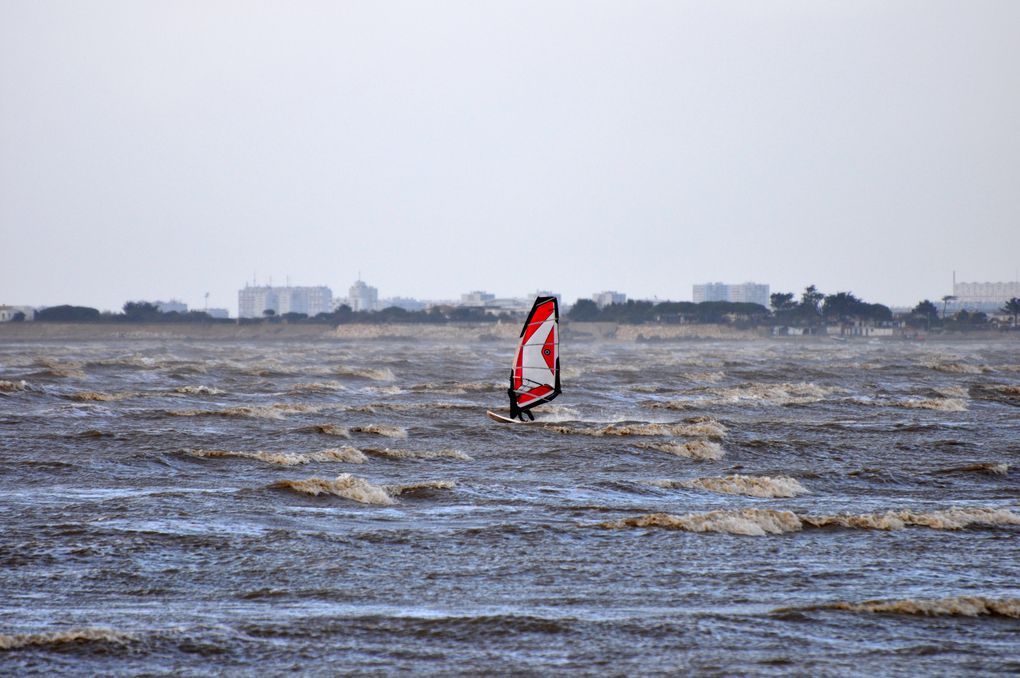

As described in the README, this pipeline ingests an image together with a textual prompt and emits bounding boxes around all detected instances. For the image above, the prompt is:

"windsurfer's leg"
[524,409,534,421]
[507,388,521,420]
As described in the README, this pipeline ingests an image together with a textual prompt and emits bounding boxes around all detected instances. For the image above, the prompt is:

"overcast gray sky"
[2,0,1018,312]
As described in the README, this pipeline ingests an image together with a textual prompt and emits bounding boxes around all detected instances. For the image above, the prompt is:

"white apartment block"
[593,291,626,308]
[693,282,769,307]
[347,280,379,312]
[953,281,1020,309]
[461,291,495,306]
[238,285,333,318]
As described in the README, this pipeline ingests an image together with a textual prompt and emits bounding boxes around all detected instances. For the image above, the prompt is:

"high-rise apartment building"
[593,291,626,308]
[347,280,379,312]
[237,285,333,318]
[693,282,769,307]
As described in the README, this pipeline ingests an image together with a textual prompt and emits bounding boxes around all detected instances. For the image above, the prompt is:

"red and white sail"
[509,296,561,415]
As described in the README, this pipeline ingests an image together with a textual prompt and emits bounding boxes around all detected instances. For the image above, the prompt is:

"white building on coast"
[238,285,333,318]
[693,282,770,307]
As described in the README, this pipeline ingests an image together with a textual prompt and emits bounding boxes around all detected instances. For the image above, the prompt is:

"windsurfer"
[507,388,535,421]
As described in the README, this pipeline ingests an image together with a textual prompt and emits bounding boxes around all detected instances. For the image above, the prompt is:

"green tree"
[941,295,956,320]
[822,291,864,324]
[770,292,796,312]
[122,301,162,321]
[1001,297,1020,328]
[567,299,600,321]
[36,305,102,322]
[797,285,824,326]
[911,300,939,330]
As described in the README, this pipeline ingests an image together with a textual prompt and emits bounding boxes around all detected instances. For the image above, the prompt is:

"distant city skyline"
[3,2,1019,312]
[10,273,1020,317]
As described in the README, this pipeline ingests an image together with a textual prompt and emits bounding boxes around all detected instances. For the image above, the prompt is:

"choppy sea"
[1,335,1018,676]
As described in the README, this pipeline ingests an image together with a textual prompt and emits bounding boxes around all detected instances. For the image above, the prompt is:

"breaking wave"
[302,424,351,437]
[596,507,1020,535]
[777,596,1020,619]
[287,381,346,394]
[173,385,224,395]
[31,359,85,378]
[383,480,457,496]
[0,627,135,651]
[270,474,455,504]
[186,447,367,465]
[349,424,408,439]
[935,462,1009,476]
[271,473,395,504]
[652,474,808,498]
[546,418,726,439]
[637,440,725,461]
[0,379,31,393]
[67,390,132,402]
[925,360,988,374]
[650,382,840,409]
[364,447,473,461]
[169,404,321,419]
[597,509,802,536]
[934,385,970,399]
[900,398,968,412]
[801,507,1020,531]
[334,366,396,381]
[408,381,495,394]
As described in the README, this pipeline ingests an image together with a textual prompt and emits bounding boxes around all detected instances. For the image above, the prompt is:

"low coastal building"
[155,299,188,313]
[0,305,34,321]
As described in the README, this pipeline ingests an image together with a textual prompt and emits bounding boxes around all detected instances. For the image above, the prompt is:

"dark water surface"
[1,337,1018,675]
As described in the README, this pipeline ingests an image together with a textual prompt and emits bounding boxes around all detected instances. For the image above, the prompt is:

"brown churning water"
[1,336,1018,675]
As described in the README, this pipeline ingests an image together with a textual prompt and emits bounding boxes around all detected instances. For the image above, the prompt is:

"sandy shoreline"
[0,322,1013,342]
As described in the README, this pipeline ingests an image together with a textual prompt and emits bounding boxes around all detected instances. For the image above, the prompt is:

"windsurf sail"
[507,296,561,420]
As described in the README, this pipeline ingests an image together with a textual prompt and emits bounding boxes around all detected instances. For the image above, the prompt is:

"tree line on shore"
[19,291,1020,329]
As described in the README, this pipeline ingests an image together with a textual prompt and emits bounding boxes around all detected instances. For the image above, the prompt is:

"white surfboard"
[486,410,528,424]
